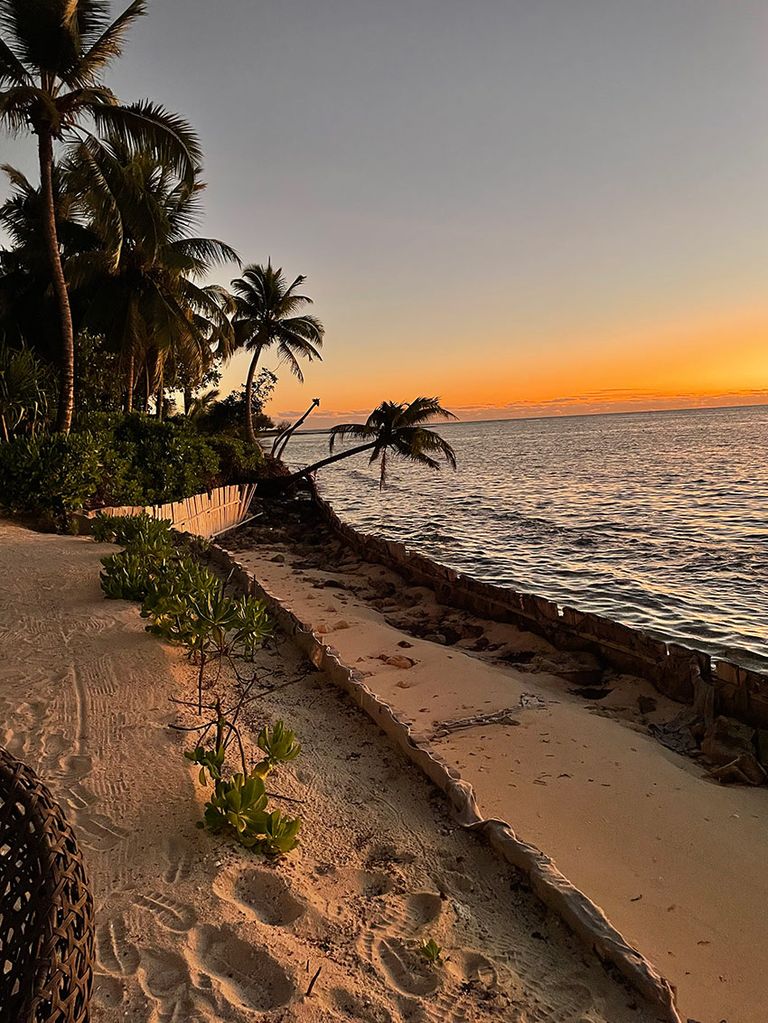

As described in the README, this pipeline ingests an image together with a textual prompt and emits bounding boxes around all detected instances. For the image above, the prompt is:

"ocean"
[286,405,768,671]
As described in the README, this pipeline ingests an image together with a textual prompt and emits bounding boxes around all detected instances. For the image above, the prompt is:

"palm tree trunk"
[38,128,75,434]
[125,351,135,413]
[156,365,164,419]
[183,387,192,415]
[244,345,263,444]
[288,441,377,481]
[272,398,320,459]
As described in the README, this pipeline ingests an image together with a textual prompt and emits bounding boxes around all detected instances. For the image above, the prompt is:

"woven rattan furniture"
[0,746,93,1023]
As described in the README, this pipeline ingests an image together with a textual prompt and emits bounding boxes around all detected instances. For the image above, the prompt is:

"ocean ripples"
[289,406,768,670]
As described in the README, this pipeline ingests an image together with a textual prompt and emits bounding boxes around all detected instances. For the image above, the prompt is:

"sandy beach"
[224,502,768,1023]
[0,519,668,1022]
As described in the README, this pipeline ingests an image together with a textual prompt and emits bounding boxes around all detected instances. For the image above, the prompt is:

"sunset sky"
[3,0,767,425]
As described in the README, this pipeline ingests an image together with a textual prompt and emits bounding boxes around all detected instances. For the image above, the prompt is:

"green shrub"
[99,415,220,505]
[207,435,264,484]
[98,548,176,601]
[0,432,101,526]
[92,512,174,547]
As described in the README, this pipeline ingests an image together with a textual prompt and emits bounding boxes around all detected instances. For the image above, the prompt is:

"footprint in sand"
[136,892,197,932]
[96,916,140,977]
[72,808,129,853]
[331,986,394,1023]
[163,835,194,884]
[92,971,125,1009]
[139,947,215,1023]
[215,864,307,926]
[375,937,440,997]
[189,924,295,1011]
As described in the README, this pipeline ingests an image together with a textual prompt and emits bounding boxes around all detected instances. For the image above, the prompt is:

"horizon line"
[292,399,768,434]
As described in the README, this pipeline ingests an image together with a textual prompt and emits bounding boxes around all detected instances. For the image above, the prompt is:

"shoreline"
[0,520,668,1023]
[304,481,768,727]
[223,493,768,1022]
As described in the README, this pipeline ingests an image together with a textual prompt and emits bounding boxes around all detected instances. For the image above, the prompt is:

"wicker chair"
[0,747,93,1023]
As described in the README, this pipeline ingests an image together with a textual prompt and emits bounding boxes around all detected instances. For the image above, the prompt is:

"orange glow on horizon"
[222,305,768,425]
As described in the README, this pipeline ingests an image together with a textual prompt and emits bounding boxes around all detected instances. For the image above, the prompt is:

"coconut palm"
[0,0,201,431]
[230,262,324,443]
[286,397,458,490]
[67,137,237,412]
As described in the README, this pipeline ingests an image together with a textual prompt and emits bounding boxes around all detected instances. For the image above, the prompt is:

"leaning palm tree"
[285,397,458,490]
[0,0,201,432]
[230,262,324,443]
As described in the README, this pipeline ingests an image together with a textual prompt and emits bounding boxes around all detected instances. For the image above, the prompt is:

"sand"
[0,520,663,1023]
[224,506,768,1023]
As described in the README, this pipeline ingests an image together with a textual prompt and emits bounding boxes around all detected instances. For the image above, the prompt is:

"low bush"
[94,519,301,857]
[0,412,266,528]
[92,511,174,547]
[0,432,101,527]
[206,435,264,484]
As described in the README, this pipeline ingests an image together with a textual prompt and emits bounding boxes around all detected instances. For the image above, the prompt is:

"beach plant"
[256,721,301,776]
[0,431,101,527]
[183,701,302,857]
[418,939,443,965]
[100,549,172,600]
[231,595,272,659]
[257,809,302,857]
[202,770,269,837]
[92,511,173,547]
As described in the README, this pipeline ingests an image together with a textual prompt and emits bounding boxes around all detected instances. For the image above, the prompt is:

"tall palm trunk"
[244,344,263,444]
[125,351,135,412]
[156,365,164,419]
[38,128,75,434]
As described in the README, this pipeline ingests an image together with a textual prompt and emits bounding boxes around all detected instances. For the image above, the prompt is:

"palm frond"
[65,0,146,87]
[169,236,240,274]
[90,100,201,188]
[0,36,31,86]
[400,396,458,427]
[329,422,377,452]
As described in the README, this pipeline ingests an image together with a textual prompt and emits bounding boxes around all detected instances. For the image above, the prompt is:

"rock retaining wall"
[207,538,683,1023]
[307,483,768,730]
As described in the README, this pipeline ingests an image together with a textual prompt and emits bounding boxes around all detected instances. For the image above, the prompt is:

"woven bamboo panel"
[0,747,94,1023]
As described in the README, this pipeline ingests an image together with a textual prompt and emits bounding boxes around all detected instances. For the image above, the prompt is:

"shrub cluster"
[0,431,102,528]
[96,515,299,857]
[0,413,265,527]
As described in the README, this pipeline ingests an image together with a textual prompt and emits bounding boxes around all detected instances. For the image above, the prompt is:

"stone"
[638,695,658,716]
[384,655,415,670]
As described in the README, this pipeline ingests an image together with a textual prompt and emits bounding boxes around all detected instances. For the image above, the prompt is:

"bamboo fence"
[92,483,257,539]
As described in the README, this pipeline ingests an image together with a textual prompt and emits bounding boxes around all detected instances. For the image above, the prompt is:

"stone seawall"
[307,483,768,732]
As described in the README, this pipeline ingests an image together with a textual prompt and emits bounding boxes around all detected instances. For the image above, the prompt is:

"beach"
[0,519,666,1022]
[224,501,768,1023]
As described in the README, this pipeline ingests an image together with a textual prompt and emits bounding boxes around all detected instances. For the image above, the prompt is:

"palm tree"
[0,163,98,359]
[271,396,320,458]
[0,0,201,432]
[230,262,324,443]
[67,138,237,413]
[285,397,458,490]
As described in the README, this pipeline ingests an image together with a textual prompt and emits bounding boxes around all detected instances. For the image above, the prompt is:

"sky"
[3,0,768,427]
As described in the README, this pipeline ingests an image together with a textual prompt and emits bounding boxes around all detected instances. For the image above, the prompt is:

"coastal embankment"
[224,493,768,1023]
[0,520,664,1023]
